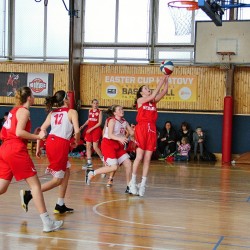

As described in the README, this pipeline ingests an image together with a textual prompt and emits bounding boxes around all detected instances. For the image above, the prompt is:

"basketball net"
[168,0,199,36]
[217,52,235,70]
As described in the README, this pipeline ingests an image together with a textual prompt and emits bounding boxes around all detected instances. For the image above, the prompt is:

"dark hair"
[162,121,172,132]
[133,85,144,108]
[181,121,189,130]
[164,121,172,127]
[105,105,120,117]
[15,86,32,106]
[44,90,67,112]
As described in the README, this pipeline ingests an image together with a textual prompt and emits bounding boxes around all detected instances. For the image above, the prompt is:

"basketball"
[160,60,174,75]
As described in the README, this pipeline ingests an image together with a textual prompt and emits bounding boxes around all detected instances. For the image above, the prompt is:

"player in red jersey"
[85,105,134,193]
[20,90,80,214]
[129,75,169,197]
[80,99,103,169]
[0,87,63,232]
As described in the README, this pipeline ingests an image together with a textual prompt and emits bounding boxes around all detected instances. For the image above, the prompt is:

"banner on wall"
[101,74,197,102]
[0,72,54,97]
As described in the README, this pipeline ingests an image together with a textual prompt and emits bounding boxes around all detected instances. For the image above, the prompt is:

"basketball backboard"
[198,0,250,26]
[198,0,224,26]
[194,20,250,65]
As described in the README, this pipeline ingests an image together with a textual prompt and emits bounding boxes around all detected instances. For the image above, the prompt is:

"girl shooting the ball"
[129,74,170,197]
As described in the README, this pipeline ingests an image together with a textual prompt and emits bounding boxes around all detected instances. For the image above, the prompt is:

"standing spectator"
[129,75,169,197]
[80,99,103,169]
[0,86,63,232]
[193,127,205,160]
[157,121,177,159]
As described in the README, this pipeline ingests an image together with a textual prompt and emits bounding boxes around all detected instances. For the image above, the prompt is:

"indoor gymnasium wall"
[0,62,249,114]
[80,64,225,112]
[0,62,68,105]
[80,64,250,115]
[0,62,249,154]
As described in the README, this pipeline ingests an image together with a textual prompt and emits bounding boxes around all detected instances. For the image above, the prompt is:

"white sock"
[93,170,96,176]
[131,174,136,183]
[40,212,50,224]
[87,158,92,164]
[57,198,64,206]
[141,176,147,186]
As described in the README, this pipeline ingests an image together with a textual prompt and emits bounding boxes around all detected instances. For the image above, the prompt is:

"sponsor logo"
[29,78,46,93]
[106,85,118,98]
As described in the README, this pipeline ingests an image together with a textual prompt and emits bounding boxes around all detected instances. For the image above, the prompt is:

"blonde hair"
[14,87,32,106]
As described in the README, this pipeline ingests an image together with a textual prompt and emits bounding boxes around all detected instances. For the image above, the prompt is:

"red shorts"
[85,127,102,143]
[45,135,70,178]
[0,140,37,181]
[135,122,157,151]
[101,138,129,166]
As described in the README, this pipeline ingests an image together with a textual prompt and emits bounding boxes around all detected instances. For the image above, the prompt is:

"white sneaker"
[82,163,93,170]
[86,170,94,185]
[43,219,64,233]
[138,183,146,197]
[101,173,106,178]
[129,181,138,195]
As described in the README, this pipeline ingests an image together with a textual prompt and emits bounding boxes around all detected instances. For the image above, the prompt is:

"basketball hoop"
[168,0,199,36]
[217,52,235,70]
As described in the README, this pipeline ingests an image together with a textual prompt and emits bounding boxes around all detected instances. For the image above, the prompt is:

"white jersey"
[103,117,127,139]
[49,107,73,140]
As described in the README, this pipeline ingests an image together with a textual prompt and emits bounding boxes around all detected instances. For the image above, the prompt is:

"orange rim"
[168,0,199,10]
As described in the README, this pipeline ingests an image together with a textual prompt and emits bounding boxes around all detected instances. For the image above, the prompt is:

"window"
[15,0,44,57]
[118,0,149,43]
[84,0,116,43]
[3,0,245,64]
[0,0,8,58]
[47,0,69,58]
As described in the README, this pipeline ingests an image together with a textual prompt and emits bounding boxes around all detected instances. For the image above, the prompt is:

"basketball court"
[1,0,250,249]
[0,155,250,249]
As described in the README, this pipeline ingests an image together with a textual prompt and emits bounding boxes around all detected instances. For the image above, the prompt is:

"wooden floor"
[1,154,250,250]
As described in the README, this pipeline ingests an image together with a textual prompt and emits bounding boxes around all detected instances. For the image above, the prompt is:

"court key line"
[0,231,166,250]
[93,198,186,230]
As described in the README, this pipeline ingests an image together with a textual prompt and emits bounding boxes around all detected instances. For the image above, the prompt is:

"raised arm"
[155,75,169,103]
[137,75,169,105]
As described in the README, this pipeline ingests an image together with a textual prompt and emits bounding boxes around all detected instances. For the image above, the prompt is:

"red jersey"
[1,106,31,144]
[136,101,158,124]
[88,109,101,128]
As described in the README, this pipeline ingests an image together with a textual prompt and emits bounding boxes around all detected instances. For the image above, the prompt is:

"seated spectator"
[157,121,177,158]
[177,121,193,145]
[193,126,205,160]
[174,137,191,161]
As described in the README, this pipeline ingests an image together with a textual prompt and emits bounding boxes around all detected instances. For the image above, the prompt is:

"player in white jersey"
[20,90,80,214]
[85,105,134,193]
